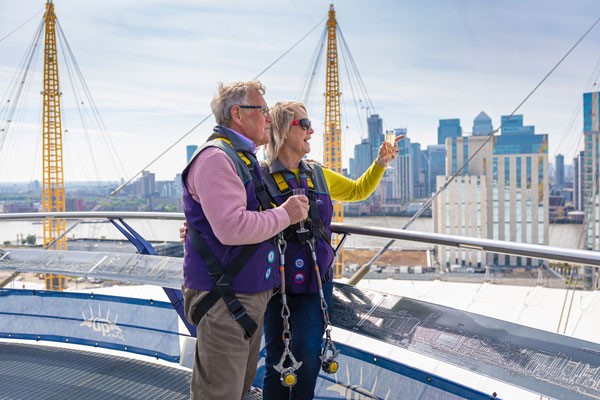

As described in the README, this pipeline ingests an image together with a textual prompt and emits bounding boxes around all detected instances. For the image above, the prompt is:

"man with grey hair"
[181,80,309,399]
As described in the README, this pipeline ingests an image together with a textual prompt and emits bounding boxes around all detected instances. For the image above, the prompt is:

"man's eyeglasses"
[239,105,270,118]
[291,118,311,130]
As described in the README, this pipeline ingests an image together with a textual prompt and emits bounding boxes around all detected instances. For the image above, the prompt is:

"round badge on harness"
[294,273,304,284]
[267,250,276,264]
[265,267,272,280]
[294,258,304,269]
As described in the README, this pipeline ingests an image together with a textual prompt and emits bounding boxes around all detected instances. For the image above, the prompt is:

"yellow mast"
[42,0,66,289]
[324,4,344,278]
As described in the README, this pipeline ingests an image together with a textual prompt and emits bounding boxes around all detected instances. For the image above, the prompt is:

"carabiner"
[274,346,303,387]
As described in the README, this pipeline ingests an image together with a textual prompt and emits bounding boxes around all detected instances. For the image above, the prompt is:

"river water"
[0,216,585,251]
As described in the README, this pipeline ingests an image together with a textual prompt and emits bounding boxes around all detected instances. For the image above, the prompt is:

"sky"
[0,0,599,184]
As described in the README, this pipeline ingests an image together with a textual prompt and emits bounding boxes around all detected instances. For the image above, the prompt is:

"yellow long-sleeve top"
[291,161,385,202]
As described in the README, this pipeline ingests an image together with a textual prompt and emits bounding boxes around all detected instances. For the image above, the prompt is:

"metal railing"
[1,211,599,267]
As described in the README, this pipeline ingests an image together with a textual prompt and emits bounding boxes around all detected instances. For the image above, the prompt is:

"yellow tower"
[42,0,66,290]
[323,4,344,278]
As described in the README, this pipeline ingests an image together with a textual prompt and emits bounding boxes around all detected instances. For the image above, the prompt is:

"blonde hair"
[210,80,266,126]
[266,101,307,161]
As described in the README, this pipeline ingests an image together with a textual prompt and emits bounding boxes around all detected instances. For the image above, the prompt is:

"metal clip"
[320,335,340,374]
[274,346,303,387]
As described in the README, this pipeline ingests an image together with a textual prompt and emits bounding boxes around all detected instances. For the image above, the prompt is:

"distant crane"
[42,0,66,290]
[323,4,344,278]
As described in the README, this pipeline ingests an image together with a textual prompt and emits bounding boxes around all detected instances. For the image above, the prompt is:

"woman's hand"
[375,134,404,168]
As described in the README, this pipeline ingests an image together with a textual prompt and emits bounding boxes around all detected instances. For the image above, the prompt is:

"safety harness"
[189,137,275,339]
[262,161,340,384]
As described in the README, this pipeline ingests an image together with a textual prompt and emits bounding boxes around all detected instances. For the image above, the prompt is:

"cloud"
[0,0,599,182]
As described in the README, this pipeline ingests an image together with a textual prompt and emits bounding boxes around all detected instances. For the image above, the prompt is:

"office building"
[437,119,462,145]
[472,111,493,136]
[186,145,198,163]
[426,144,446,196]
[389,128,412,201]
[433,115,549,269]
[349,139,371,179]
[555,154,565,190]
[581,91,600,288]
[368,114,384,161]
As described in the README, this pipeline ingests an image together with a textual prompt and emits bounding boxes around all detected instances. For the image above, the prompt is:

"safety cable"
[337,29,367,141]
[350,13,600,280]
[253,17,325,82]
[298,25,327,106]
[0,9,43,43]
[56,23,103,183]
[0,19,44,186]
[337,28,376,115]
[56,20,129,181]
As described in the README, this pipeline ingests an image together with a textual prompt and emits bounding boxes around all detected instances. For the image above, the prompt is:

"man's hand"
[179,221,188,243]
[281,194,309,225]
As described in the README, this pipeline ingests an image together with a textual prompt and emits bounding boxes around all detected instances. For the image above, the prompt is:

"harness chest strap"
[270,167,330,244]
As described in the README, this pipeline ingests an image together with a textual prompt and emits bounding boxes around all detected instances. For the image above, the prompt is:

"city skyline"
[0,0,599,183]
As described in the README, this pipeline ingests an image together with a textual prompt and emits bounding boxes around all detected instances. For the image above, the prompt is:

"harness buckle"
[226,300,248,321]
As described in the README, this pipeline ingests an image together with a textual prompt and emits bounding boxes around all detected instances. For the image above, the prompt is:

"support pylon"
[41,0,66,290]
[323,4,344,278]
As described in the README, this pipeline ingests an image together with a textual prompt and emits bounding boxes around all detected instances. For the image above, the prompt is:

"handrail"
[1,211,598,267]
[332,223,600,267]
[0,211,185,221]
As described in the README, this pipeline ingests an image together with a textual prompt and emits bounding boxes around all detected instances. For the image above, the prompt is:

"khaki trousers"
[183,287,272,400]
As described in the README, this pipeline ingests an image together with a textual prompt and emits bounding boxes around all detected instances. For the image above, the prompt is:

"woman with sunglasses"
[261,101,401,400]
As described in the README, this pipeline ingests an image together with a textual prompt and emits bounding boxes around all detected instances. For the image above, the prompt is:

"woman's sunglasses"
[291,118,311,130]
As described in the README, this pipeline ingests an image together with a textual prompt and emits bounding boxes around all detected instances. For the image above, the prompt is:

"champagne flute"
[385,130,396,145]
[292,188,310,233]
[384,130,396,169]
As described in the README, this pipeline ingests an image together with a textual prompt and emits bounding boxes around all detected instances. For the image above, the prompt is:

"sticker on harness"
[265,267,272,280]
[294,273,304,284]
[267,250,276,264]
[294,258,304,269]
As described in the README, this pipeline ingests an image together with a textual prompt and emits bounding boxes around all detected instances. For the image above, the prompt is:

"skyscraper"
[367,114,384,161]
[186,145,198,163]
[390,129,412,201]
[581,91,600,288]
[437,119,462,145]
[349,138,371,179]
[472,111,493,136]
[425,144,446,196]
[555,154,565,190]
[574,150,585,211]
[411,142,427,199]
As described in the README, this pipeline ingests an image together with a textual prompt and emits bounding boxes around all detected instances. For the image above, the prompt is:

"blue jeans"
[262,280,334,400]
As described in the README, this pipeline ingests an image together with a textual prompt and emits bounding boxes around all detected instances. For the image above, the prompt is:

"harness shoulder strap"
[217,138,274,211]
[303,163,331,244]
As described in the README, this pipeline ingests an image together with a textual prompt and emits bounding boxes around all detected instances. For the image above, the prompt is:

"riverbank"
[343,248,427,267]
